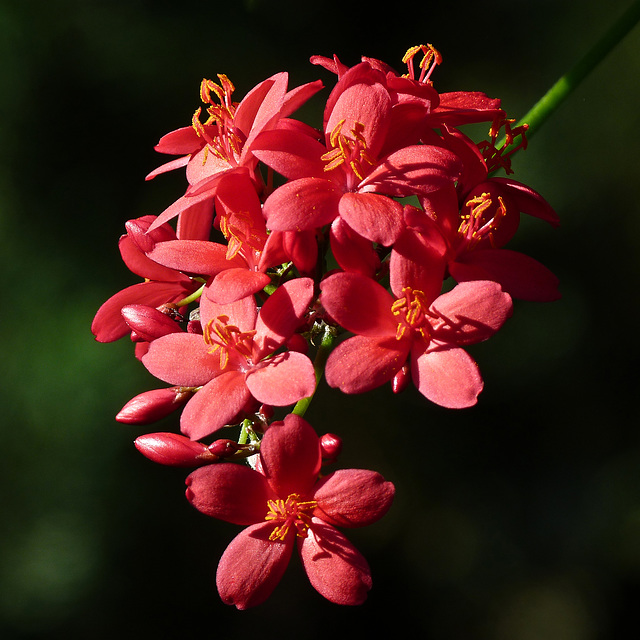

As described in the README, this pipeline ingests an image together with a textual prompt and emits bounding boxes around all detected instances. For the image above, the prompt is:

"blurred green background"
[1,0,639,638]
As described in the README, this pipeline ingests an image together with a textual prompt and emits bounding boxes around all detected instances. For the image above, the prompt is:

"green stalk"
[504,0,640,147]
[291,323,337,418]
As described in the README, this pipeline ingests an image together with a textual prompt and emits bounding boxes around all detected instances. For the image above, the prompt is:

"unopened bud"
[134,432,216,467]
[207,439,241,458]
[122,304,183,342]
[285,333,309,354]
[391,363,411,394]
[125,215,175,253]
[320,433,342,462]
[116,387,191,425]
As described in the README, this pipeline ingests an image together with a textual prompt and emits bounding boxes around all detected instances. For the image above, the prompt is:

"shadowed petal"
[451,249,561,302]
[319,271,397,336]
[412,342,483,408]
[246,352,316,406]
[216,521,295,610]
[429,280,512,345]
[339,192,404,246]
[299,518,372,606]
[254,277,315,357]
[325,334,408,394]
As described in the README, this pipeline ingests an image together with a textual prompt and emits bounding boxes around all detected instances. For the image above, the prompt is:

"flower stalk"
[498,0,640,154]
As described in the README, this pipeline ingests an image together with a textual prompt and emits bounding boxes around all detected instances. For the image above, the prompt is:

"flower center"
[322,119,375,186]
[391,287,432,342]
[265,493,317,541]
[191,75,244,166]
[458,192,506,250]
[203,315,256,369]
[218,209,268,263]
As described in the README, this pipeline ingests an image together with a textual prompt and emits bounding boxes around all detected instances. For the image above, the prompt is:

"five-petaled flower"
[185,414,395,608]
[141,278,317,440]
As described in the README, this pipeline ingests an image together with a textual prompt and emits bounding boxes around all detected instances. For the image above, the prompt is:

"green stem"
[291,323,337,418]
[176,283,205,307]
[504,0,640,146]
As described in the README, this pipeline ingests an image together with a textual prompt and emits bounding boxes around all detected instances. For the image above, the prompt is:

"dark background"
[1,1,639,638]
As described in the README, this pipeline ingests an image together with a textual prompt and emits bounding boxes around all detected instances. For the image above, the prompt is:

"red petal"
[251,127,327,181]
[299,519,372,605]
[339,192,404,246]
[312,469,395,528]
[216,521,295,610]
[362,144,462,196]
[147,239,237,277]
[412,343,483,408]
[491,177,560,227]
[319,272,397,336]
[429,280,512,345]
[142,332,222,387]
[207,268,271,304]
[185,463,274,524]
[91,281,189,343]
[263,177,342,232]
[259,414,321,498]
[451,249,560,302]
[329,217,380,277]
[245,352,316,406]
[180,371,251,440]
[254,277,315,357]
[325,334,408,394]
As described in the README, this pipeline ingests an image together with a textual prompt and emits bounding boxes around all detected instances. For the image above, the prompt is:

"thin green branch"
[504,0,640,147]
[291,323,337,418]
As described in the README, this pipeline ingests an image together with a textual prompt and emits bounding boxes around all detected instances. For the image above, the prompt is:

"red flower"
[255,62,461,247]
[185,414,395,608]
[147,73,323,232]
[320,270,512,408]
[141,278,317,439]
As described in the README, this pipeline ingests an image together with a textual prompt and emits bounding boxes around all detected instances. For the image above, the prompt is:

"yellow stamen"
[265,493,317,541]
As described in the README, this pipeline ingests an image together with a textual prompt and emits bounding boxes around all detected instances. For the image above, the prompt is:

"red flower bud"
[134,432,217,467]
[207,439,241,458]
[285,333,309,354]
[391,363,411,394]
[320,433,342,462]
[116,387,191,425]
[125,216,175,253]
[122,304,183,342]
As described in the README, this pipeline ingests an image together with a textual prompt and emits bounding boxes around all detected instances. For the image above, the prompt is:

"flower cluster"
[92,45,559,608]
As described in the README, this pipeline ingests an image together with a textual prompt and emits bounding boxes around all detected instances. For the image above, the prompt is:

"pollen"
[191,75,243,165]
[459,192,506,249]
[203,315,256,369]
[218,210,267,261]
[265,493,317,541]
[391,287,431,341]
[402,43,442,84]
[322,120,375,183]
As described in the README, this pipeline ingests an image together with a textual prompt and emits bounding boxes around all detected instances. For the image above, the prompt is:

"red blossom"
[141,278,317,439]
[185,414,395,608]
[255,62,462,247]
[320,269,512,408]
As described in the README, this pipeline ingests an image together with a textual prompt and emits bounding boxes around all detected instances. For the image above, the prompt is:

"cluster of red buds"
[92,45,559,609]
